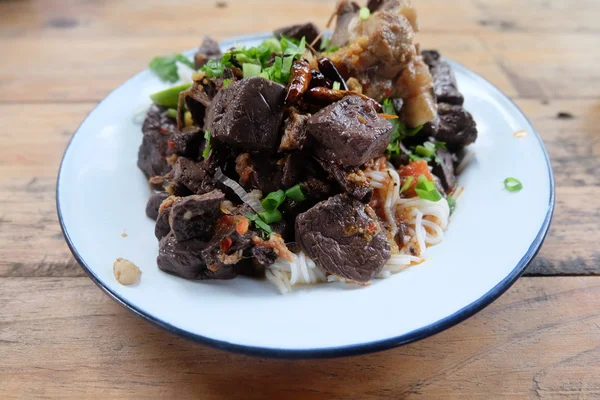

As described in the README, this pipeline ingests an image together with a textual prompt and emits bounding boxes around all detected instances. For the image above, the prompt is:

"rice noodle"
[266,251,327,294]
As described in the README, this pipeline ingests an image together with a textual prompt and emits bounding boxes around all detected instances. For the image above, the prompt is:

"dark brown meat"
[205,77,286,154]
[329,1,360,47]
[251,246,277,266]
[154,196,178,240]
[422,103,477,149]
[168,157,215,195]
[170,127,204,160]
[179,83,212,130]
[169,190,225,242]
[431,149,457,191]
[274,23,322,48]
[145,192,170,220]
[137,105,176,178]
[307,96,392,168]
[422,50,464,106]
[157,232,237,280]
[279,110,309,152]
[194,36,222,69]
[235,152,302,193]
[295,194,391,282]
[316,158,373,203]
[305,87,382,112]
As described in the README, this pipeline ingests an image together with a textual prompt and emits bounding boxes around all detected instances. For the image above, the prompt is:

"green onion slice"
[261,190,286,211]
[504,177,523,192]
[245,214,273,237]
[359,7,371,20]
[332,81,341,91]
[285,184,306,202]
[259,209,282,224]
[414,175,443,202]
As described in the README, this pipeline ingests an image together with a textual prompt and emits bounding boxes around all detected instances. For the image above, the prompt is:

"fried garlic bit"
[113,258,141,285]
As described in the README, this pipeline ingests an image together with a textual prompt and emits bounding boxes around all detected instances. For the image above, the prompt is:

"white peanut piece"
[113,258,142,285]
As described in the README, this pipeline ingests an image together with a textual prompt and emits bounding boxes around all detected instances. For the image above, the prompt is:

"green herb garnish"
[504,177,523,192]
[149,54,195,82]
[411,141,447,164]
[245,213,274,238]
[319,37,340,53]
[359,7,371,20]
[222,78,231,88]
[258,209,282,224]
[332,81,341,91]
[414,175,443,202]
[202,131,211,159]
[399,176,414,194]
[261,190,286,212]
[382,98,423,156]
[200,59,226,78]
[284,184,305,202]
[243,63,262,78]
[149,83,192,108]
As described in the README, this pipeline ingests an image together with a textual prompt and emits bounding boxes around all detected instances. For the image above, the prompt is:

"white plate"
[57,33,554,358]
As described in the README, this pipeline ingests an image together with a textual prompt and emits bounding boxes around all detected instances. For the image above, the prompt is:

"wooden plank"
[0,99,598,277]
[0,276,599,398]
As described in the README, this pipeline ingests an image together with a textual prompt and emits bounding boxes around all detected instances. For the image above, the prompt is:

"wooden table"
[1,0,599,398]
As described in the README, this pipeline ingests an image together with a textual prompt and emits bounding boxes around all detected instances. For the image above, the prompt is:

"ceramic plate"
[57,33,554,358]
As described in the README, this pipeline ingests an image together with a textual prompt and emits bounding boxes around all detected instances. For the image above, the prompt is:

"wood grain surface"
[0,0,599,398]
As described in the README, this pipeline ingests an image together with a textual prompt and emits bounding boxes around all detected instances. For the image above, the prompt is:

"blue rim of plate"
[56,32,555,359]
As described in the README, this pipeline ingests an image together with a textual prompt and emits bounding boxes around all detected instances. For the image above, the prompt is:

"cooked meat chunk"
[169,157,215,195]
[295,194,391,282]
[422,50,464,106]
[307,96,392,167]
[205,77,286,154]
[251,246,277,266]
[235,152,302,193]
[316,158,373,202]
[431,149,457,191]
[157,232,237,280]
[170,127,204,159]
[137,105,176,178]
[279,110,309,151]
[422,103,477,149]
[194,36,222,69]
[169,190,225,242]
[145,192,170,220]
[274,22,322,48]
[328,0,436,127]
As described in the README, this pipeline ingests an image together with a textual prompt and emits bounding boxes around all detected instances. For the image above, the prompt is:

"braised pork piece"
[140,0,478,290]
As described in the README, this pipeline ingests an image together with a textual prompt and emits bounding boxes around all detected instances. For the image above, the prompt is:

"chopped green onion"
[243,63,262,78]
[414,175,443,202]
[261,190,286,211]
[149,83,191,108]
[504,177,523,192]
[245,214,273,237]
[447,195,456,215]
[259,209,282,224]
[359,7,371,20]
[222,78,231,88]
[332,81,341,91]
[382,98,423,156]
[149,54,194,82]
[202,131,211,159]
[399,176,414,194]
[285,184,305,202]
[415,144,435,158]
[165,108,178,119]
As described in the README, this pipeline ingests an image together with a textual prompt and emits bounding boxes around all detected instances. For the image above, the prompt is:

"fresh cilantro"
[200,59,225,78]
[382,98,423,156]
[149,54,194,83]
[222,78,231,88]
[245,213,273,238]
